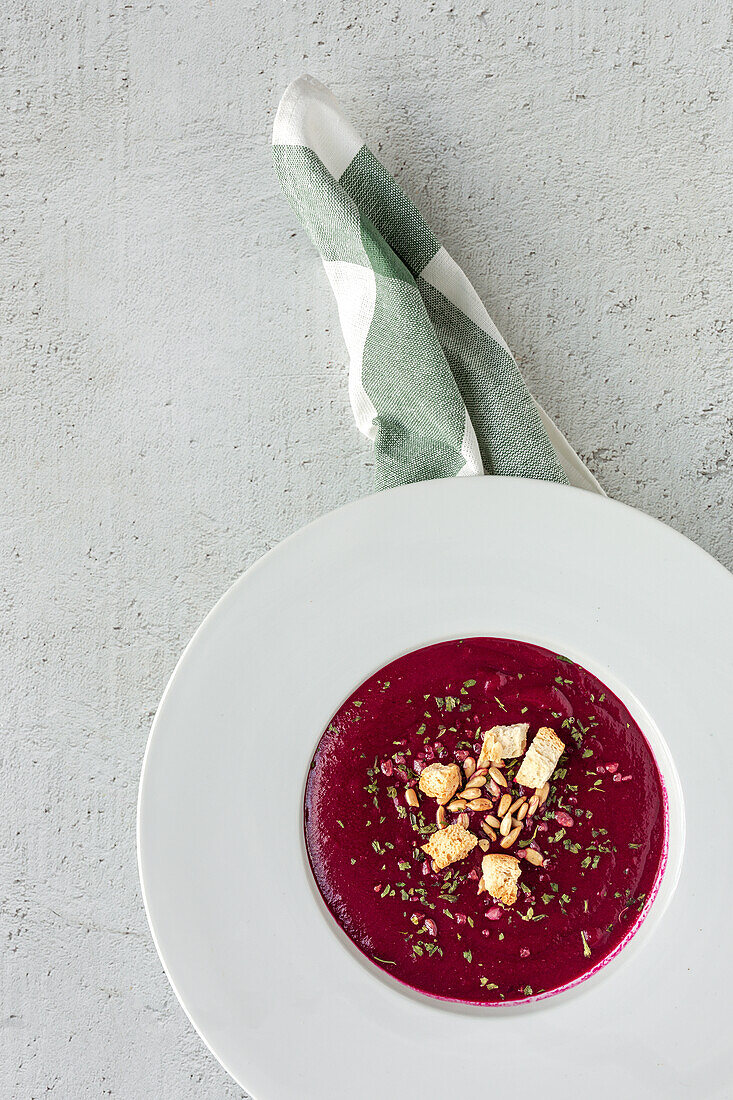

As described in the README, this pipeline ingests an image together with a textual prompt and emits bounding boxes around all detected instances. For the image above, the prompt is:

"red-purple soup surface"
[304,638,667,1004]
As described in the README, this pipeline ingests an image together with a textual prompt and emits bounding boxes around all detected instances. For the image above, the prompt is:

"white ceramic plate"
[138,478,733,1099]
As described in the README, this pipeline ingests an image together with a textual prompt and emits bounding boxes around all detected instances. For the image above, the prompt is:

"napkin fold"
[273,75,601,494]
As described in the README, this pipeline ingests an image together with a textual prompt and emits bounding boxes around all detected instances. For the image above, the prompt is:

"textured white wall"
[2,1,731,1096]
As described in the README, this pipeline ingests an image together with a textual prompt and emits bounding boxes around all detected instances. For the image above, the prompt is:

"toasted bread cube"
[481,853,522,906]
[515,726,564,789]
[421,823,477,871]
[477,723,530,768]
[418,762,461,805]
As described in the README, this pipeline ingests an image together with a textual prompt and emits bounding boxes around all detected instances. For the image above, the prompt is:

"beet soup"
[304,638,667,1004]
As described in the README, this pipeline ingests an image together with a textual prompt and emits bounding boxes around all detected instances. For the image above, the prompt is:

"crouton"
[515,726,564,789]
[418,762,461,805]
[481,853,522,906]
[421,823,477,871]
[477,723,530,768]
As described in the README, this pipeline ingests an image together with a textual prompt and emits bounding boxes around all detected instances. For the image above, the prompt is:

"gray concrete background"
[2,1,731,1096]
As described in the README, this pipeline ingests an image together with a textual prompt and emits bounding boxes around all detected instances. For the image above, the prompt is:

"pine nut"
[516,802,529,821]
[462,788,482,801]
[481,821,497,841]
[483,814,501,828]
[500,825,522,849]
[447,798,467,812]
[477,876,487,895]
[478,839,491,852]
[457,812,470,829]
[463,756,476,780]
[469,798,492,811]
[527,794,540,816]
[465,774,487,790]
[489,767,507,787]
[499,812,513,837]
[538,782,550,806]
[405,788,419,808]
[508,796,526,815]
[524,848,544,867]
[497,794,512,817]
[436,805,447,828]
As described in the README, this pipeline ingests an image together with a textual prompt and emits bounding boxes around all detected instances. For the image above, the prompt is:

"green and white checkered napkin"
[273,75,601,494]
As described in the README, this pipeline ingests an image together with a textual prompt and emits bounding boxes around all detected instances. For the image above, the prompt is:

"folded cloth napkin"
[273,75,601,494]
